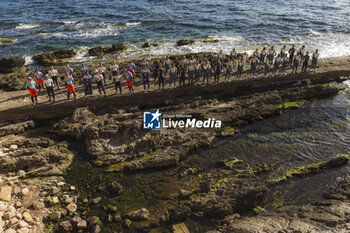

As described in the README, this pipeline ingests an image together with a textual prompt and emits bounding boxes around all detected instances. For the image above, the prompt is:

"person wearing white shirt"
[94,70,106,95]
[44,74,55,103]
[110,60,119,76]
[98,63,107,85]
[48,66,60,89]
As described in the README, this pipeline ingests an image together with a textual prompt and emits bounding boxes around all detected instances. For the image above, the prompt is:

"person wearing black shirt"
[289,45,296,66]
[302,51,310,73]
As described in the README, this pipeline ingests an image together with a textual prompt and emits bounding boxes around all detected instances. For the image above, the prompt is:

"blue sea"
[0,0,350,63]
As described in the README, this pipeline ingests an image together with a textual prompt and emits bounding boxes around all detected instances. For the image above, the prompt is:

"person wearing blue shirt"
[65,64,74,75]
[26,77,38,105]
[34,69,44,92]
[64,73,76,100]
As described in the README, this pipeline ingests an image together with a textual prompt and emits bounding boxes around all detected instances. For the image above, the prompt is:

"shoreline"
[0,53,349,114]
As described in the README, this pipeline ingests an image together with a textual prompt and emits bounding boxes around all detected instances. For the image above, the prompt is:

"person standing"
[152,59,160,81]
[169,63,177,88]
[158,64,165,90]
[124,69,134,94]
[26,77,38,105]
[44,74,55,103]
[98,63,107,85]
[34,69,44,93]
[94,70,106,96]
[236,56,244,79]
[141,66,151,92]
[48,66,60,89]
[113,71,122,95]
[194,60,201,84]
[214,61,222,83]
[179,64,186,87]
[203,59,211,84]
[299,45,306,61]
[292,53,301,74]
[273,54,281,76]
[259,47,267,66]
[250,55,258,78]
[280,45,287,58]
[268,46,276,66]
[165,56,171,75]
[83,72,93,96]
[110,60,119,76]
[187,62,195,85]
[225,60,233,82]
[127,61,136,83]
[311,49,319,73]
[289,45,296,66]
[81,64,89,79]
[141,58,149,69]
[65,64,74,75]
[302,51,310,73]
[64,72,76,100]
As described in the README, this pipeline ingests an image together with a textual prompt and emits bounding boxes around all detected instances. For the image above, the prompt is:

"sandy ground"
[0,56,349,112]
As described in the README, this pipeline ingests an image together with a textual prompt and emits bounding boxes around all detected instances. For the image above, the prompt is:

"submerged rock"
[176,40,195,46]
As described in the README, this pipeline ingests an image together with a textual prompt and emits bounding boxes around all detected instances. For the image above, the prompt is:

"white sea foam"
[24,56,34,66]
[125,22,142,27]
[15,23,40,30]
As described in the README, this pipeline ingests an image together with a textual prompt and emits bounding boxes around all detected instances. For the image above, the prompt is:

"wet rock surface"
[218,179,350,233]
[0,57,25,74]
[0,134,74,175]
[33,49,77,65]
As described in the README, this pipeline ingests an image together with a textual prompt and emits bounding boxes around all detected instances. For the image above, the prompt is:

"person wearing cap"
[34,68,44,92]
[48,66,60,89]
[113,71,122,95]
[26,77,38,105]
[124,69,134,94]
[94,70,106,96]
[44,74,55,103]
[64,72,76,100]
[83,72,93,96]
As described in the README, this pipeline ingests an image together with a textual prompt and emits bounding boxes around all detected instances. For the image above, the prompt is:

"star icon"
[151,110,161,122]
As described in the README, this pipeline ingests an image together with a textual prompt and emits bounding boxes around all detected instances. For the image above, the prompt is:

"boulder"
[0,186,12,202]
[126,208,150,221]
[111,43,128,52]
[66,203,77,213]
[60,220,73,231]
[176,40,194,46]
[76,219,87,229]
[33,49,76,65]
[49,210,61,221]
[88,46,106,57]
[23,212,33,223]
[92,224,101,233]
[89,216,100,226]
[0,57,25,74]
[142,42,151,48]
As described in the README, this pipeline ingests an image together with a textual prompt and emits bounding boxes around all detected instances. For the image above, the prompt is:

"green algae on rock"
[267,154,349,184]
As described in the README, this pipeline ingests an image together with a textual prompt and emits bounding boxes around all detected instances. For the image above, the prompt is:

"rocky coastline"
[0,47,349,232]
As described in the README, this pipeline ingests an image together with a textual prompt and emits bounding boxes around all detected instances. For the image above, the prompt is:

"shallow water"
[61,87,349,232]
[1,0,350,61]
